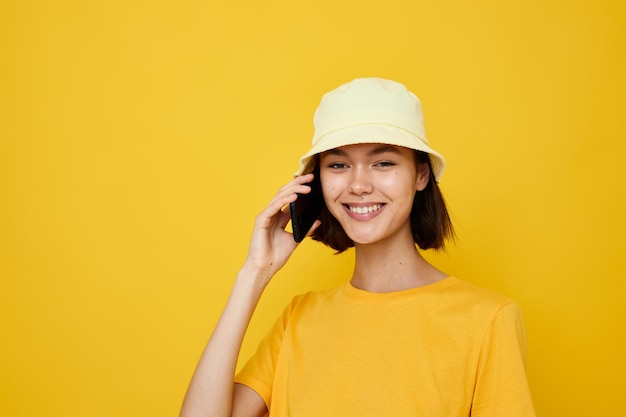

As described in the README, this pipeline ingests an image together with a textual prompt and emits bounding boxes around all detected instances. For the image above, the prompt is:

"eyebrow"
[323,145,402,157]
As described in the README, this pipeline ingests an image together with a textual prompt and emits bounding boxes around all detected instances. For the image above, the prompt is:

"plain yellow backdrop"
[1,0,624,416]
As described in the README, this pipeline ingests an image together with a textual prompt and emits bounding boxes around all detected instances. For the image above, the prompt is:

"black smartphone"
[290,168,324,243]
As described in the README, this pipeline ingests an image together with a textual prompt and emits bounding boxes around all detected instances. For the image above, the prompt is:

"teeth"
[349,204,382,214]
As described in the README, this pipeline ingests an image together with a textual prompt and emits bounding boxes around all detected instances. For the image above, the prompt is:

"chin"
[343,229,386,246]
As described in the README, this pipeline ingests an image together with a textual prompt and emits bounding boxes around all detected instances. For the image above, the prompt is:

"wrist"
[236,263,273,297]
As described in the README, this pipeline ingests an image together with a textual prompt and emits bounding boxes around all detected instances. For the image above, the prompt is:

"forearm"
[180,266,269,417]
[180,173,313,416]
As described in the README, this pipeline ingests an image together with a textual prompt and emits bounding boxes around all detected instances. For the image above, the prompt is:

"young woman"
[180,78,535,417]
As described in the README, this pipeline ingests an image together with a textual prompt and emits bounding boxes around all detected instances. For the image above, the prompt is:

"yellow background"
[1,0,624,415]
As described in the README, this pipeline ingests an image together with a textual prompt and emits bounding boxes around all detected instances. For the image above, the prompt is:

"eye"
[374,161,396,168]
[327,162,349,169]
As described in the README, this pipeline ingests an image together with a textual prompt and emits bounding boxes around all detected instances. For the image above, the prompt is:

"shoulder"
[447,277,515,306]
[278,284,344,319]
[288,284,344,309]
[443,277,523,323]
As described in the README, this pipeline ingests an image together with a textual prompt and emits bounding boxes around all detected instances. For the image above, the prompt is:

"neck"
[351,236,447,293]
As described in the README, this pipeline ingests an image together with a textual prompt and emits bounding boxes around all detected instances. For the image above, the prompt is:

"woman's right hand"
[241,173,320,288]
[181,174,321,417]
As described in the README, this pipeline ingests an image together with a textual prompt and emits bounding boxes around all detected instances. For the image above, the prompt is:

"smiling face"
[319,143,430,247]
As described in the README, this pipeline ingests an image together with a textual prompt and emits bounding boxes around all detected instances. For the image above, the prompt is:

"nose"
[348,166,373,196]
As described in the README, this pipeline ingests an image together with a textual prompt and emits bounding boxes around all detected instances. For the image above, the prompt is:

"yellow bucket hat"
[296,78,446,182]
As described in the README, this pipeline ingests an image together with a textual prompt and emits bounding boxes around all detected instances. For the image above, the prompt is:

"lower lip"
[344,204,385,221]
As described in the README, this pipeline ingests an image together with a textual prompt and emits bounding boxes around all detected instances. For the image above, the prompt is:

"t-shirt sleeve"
[234,296,299,409]
[471,302,536,417]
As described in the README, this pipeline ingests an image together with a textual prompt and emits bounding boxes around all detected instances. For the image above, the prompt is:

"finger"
[259,194,297,226]
[264,179,314,215]
[306,219,322,237]
[256,174,318,229]
[274,173,312,193]
[277,207,292,230]
[286,172,315,188]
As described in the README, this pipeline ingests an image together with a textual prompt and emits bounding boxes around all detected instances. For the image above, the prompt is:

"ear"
[415,162,431,191]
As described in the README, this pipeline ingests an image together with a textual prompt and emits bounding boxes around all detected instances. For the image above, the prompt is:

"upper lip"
[344,202,383,207]
[344,203,385,214]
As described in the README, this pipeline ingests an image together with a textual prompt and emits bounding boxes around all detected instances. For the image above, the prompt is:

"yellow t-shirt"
[235,277,535,416]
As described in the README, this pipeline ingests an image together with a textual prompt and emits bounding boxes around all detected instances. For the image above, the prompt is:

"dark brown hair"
[308,151,455,252]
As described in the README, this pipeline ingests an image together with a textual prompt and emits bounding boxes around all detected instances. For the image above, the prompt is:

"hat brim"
[295,124,446,182]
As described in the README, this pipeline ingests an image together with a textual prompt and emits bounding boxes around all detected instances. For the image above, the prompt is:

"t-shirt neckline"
[342,276,458,303]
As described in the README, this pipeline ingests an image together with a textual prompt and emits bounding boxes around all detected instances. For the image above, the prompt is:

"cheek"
[378,174,408,191]
[378,173,417,199]
[322,186,338,208]
[320,175,339,196]
[320,177,344,216]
